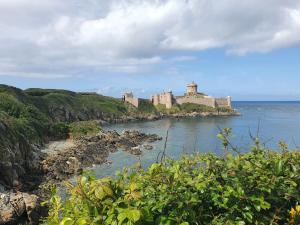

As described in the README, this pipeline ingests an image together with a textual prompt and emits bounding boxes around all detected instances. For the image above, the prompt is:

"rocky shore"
[41,129,162,184]
[97,110,241,125]
[0,129,161,224]
[0,111,239,224]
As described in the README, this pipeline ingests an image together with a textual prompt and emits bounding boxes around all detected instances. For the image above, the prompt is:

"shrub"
[49,122,70,139]
[43,131,300,225]
[138,99,157,114]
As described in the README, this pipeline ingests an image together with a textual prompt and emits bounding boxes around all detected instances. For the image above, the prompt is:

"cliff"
[0,85,130,187]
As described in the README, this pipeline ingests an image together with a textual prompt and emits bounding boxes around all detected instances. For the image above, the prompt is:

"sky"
[0,0,300,100]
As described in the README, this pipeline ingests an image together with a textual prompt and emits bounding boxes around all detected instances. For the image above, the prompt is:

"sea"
[91,101,300,178]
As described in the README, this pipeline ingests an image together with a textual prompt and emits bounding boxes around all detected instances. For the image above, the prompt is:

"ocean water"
[92,101,300,177]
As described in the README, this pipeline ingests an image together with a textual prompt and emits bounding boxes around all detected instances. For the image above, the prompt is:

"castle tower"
[165,91,173,109]
[123,92,139,107]
[186,81,198,95]
[227,96,232,108]
[151,94,160,105]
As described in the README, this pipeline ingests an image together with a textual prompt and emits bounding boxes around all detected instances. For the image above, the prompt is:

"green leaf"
[77,218,87,225]
[59,217,73,225]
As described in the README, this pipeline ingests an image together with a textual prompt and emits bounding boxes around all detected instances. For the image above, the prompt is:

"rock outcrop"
[41,130,162,183]
[0,116,42,188]
[0,191,39,225]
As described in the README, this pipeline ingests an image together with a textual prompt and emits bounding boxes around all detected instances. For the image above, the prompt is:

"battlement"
[186,81,198,95]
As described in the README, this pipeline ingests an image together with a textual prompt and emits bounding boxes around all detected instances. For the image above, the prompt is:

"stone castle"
[123,82,232,109]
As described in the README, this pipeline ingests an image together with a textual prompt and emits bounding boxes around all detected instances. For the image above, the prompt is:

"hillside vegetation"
[43,131,300,225]
[0,84,234,187]
[0,84,130,186]
[0,84,129,151]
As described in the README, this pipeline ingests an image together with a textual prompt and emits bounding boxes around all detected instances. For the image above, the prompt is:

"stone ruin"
[122,92,139,107]
[123,82,232,109]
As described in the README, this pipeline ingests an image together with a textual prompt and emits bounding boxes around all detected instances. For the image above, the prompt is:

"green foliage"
[49,122,70,139]
[216,106,234,113]
[155,104,181,114]
[179,103,216,113]
[69,121,100,139]
[137,99,157,114]
[0,84,129,145]
[43,131,300,225]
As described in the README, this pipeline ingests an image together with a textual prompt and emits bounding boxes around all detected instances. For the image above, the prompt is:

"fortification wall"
[152,95,159,105]
[215,97,231,108]
[124,93,139,107]
[175,95,216,108]
[151,92,173,109]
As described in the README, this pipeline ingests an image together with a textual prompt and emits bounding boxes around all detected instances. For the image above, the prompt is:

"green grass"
[155,104,181,114]
[0,84,130,136]
[69,121,101,139]
[179,103,216,113]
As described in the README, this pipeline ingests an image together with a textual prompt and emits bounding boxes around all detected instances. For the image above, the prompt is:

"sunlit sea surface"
[91,101,300,178]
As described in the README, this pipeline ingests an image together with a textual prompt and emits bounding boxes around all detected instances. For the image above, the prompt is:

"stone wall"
[215,96,231,108]
[175,95,216,108]
[151,91,173,109]
[123,92,139,107]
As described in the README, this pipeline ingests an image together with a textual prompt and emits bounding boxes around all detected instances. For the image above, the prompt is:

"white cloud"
[0,71,71,79]
[0,0,300,77]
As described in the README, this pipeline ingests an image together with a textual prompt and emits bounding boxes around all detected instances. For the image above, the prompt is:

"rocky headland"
[0,84,238,224]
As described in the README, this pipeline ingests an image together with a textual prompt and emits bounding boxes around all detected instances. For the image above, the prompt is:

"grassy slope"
[0,85,130,143]
[156,102,233,114]
[0,85,234,146]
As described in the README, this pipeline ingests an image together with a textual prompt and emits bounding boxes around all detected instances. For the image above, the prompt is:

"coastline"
[0,110,240,224]
[0,129,162,225]
[98,110,241,125]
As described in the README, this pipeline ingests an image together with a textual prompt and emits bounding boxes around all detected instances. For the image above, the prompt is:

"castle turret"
[227,96,232,108]
[186,81,198,95]
[151,94,160,105]
[165,90,173,109]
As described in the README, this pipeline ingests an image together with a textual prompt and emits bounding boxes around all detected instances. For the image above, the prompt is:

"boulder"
[0,192,39,225]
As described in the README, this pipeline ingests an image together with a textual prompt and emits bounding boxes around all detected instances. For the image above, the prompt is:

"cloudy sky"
[0,0,300,100]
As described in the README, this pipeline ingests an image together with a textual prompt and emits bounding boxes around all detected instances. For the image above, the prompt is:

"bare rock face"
[0,192,39,225]
[0,119,42,188]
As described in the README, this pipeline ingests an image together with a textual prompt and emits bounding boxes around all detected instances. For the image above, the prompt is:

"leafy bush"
[43,131,300,225]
